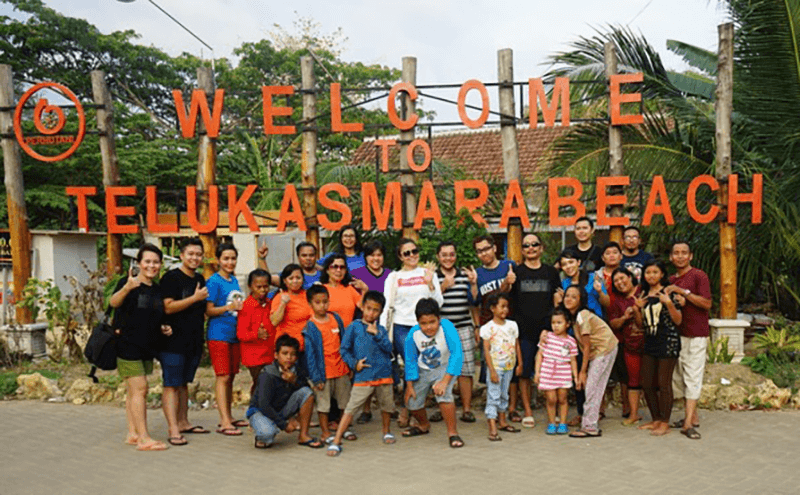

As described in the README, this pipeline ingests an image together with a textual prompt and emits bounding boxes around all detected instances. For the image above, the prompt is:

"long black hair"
[560,284,588,315]
[278,263,303,291]
[336,224,363,255]
[639,259,670,294]
[319,253,354,286]
[610,266,638,296]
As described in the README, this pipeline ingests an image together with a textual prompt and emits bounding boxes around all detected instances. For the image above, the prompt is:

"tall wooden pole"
[717,23,736,319]
[301,56,320,253]
[399,57,418,240]
[605,42,624,244]
[196,67,218,278]
[498,49,522,263]
[91,71,123,277]
[0,65,32,323]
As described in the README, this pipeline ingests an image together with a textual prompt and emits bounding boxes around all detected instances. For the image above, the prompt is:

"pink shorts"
[208,340,241,376]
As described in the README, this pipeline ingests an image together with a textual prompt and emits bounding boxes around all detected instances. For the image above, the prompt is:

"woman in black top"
[109,243,171,451]
[633,259,684,437]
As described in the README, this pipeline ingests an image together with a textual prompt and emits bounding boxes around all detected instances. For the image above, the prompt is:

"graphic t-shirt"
[313,316,350,379]
[380,268,444,328]
[567,243,603,273]
[404,318,463,380]
[159,268,206,354]
[479,320,519,371]
[512,263,560,340]
[113,278,164,361]
[205,273,243,343]
[271,290,312,351]
[351,266,392,293]
[325,283,362,327]
[669,267,712,338]
[621,250,654,282]
[476,260,516,326]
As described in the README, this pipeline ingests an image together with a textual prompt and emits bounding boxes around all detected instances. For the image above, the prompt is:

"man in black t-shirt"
[160,238,210,443]
[510,232,561,427]
[566,216,603,272]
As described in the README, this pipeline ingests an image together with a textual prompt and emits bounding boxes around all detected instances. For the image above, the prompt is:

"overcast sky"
[2,0,729,122]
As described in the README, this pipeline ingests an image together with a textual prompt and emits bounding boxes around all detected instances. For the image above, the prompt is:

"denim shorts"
[407,366,455,410]
[159,351,202,387]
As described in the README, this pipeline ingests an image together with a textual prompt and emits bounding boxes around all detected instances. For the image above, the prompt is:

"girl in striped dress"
[534,308,579,435]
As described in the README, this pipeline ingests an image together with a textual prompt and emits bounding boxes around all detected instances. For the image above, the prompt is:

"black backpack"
[84,307,118,382]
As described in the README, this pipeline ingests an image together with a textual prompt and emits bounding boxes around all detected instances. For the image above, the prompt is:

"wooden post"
[301,56,320,253]
[605,42,624,244]
[498,49,522,264]
[0,65,32,323]
[91,71,123,277]
[399,57,418,240]
[716,23,736,319]
[196,67,218,278]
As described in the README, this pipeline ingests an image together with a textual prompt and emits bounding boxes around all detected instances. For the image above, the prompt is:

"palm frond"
[666,40,718,75]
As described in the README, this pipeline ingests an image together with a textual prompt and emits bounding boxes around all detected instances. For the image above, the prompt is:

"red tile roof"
[350,125,571,181]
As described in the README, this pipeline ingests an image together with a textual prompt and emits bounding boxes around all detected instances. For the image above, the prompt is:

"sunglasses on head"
[522,242,541,249]
[402,248,419,257]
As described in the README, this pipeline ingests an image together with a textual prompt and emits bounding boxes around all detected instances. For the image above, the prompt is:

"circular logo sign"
[13,82,86,162]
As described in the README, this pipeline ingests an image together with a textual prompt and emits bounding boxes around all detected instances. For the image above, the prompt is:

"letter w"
[173,89,225,138]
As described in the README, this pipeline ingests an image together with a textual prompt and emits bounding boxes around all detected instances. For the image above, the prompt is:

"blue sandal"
[556,423,569,435]
[546,423,557,435]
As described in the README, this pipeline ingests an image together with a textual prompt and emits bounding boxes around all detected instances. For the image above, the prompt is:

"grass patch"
[0,371,19,397]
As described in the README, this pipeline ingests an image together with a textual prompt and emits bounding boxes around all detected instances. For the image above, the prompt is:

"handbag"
[84,307,118,381]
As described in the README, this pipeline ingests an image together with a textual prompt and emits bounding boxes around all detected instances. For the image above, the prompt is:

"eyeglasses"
[330,264,346,270]
[401,248,419,257]
[624,235,639,240]
[522,242,541,249]
[476,246,494,254]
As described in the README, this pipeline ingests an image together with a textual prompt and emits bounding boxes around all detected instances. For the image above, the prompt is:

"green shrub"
[707,336,735,364]
[0,371,19,397]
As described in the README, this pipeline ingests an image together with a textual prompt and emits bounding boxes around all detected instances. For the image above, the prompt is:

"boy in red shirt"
[237,269,276,395]
[302,285,355,443]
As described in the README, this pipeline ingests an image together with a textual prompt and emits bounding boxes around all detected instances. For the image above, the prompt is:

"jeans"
[485,368,513,420]
[392,324,413,365]
[249,386,313,445]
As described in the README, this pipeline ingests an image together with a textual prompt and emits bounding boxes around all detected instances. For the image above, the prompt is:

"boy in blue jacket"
[302,284,353,443]
[247,335,323,449]
[403,298,465,448]
[327,291,394,456]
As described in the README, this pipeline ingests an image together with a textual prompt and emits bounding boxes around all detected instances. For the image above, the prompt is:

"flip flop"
[327,443,342,456]
[459,411,476,423]
[521,416,535,428]
[180,425,210,434]
[298,437,325,449]
[498,425,520,433]
[343,430,357,441]
[449,435,465,448]
[167,436,188,446]
[670,419,700,429]
[136,440,168,451]
[383,433,396,444]
[402,426,430,437]
[566,415,582,427]
[232,419,249,428]
[488,433,502,441]
[429,411,444,422]
[681,427,702,440]
[254,439,272,449]
[508,411,523,423]
[216,427,243,436]
[569,429,602,438]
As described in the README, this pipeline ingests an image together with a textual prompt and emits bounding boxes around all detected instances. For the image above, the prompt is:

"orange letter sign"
[317,183,353,231]
[457,80,490,129]
[596,176,630,227]
[146,186,178,233]
[65,186,96,232]
[407,139,431,172]
[362,182,402,231]
[686,175,719,224]
[499,180,531,229]
[454,180,489,226]
[374,139,397,172]
[106,186,139,235]
[609,73,644,126]
[228,184,260,233]
[641,176,675,226]
[548,178,585,226]
[413,181,442,229]
[387,82,418,131]
[277,184,306,231]
[186,186,219,233]
[262,86,296,135]
[330,82,364,133]
[529,78,570,127]
[172,89,225,138]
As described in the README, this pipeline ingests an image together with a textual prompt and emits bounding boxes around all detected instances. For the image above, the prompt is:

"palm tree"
[541,2,800,316]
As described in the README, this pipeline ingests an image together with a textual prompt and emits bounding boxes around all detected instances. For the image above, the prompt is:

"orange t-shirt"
[325,283,362,327]
[312,315,350,379]
[271,290,312,351]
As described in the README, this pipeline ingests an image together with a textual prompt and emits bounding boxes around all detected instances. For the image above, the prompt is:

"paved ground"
[1,400,798,495]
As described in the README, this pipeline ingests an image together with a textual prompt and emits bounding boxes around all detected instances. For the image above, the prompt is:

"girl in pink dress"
[534,308,579,435]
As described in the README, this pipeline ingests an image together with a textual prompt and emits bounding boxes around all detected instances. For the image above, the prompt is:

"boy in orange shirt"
[302,285,355,443]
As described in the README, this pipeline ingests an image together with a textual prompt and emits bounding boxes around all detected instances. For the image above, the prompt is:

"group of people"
[109,220,711,453]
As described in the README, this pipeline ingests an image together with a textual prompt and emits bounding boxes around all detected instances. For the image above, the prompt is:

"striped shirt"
[437,269,475,329]
[537,333,578,390]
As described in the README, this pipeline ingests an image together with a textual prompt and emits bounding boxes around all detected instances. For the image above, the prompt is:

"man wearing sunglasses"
[510,233,561,427]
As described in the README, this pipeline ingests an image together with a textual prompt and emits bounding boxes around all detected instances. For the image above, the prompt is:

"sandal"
[429,411,443,422]
[136,440,168,451]
[402,426,430,437]
[356,412,373,424]
[670,419,700,429]
[556,423,569,435]
[167,436,188,446]
[508,411,523,423]
[569,429,602,438]
[343,430,357,441]
[621,416,642,426]
[488,433,502,441]
[254,439,271,449]
[383,433,396,444]
[180,425,210,434]
[566,415,582,427]
[498,425,520,433]
[327,443,342,456]
[449,435,465,448]
[231,419,249,428]
[521,416,535,428]
[681,427,702,440]
[459,411,476,423]
[298,437,325,448]
[215,427,243,436]
[546,423,557,435]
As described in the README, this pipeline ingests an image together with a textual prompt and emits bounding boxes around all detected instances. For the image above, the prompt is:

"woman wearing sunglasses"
[380,238,444,427]
[319,253,367,327]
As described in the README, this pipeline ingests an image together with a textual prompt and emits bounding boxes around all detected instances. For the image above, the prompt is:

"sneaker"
[556,423,569,435]
[546,423,557,435]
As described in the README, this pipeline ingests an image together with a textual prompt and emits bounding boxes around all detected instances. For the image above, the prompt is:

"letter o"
[457,79,490,129]
[407,139,431,172]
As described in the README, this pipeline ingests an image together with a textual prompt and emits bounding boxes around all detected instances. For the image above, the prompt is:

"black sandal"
[402,426,430,437]
[449,435,465,448]
[681,427,702,440]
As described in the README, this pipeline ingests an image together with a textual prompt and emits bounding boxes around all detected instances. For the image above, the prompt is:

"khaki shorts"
[672,336,708,400]
[314,375,352,413]
[344,383,395,416]
[117,358,154,378]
